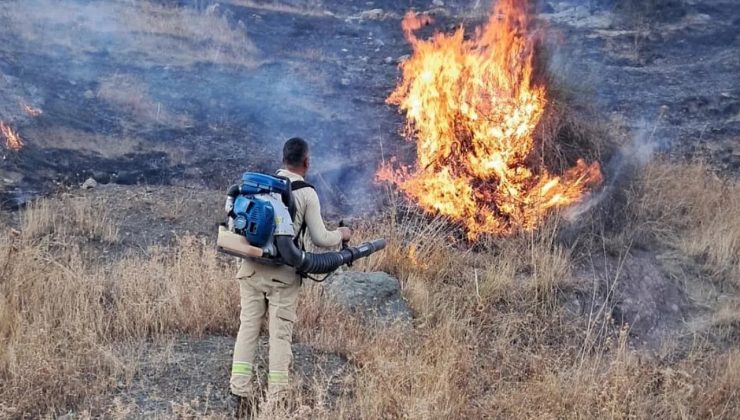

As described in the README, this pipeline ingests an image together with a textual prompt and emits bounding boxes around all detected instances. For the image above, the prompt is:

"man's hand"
[338,226,352,241]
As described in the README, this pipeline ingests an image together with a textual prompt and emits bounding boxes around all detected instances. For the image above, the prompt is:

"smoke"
[563,112,666,222]
[1,0,394,214]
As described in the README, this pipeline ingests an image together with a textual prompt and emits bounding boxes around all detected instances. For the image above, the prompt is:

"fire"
[377,0,602,239]
[1,121,24,151]
[23,104,43,117]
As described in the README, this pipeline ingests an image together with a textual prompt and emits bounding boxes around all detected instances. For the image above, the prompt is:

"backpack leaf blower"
[217,172,386,274]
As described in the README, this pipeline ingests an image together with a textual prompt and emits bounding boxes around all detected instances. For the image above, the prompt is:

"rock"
[81,177,97,190]
[384,56,394,64]
[359,9,384,20]
[205,3,220,16]
[427,7,450,17]
[92,171,112,184]
[340,78,351,86]
[113,171,139,185]
[358,8,398,21]
[324,271,412,327]
[432,0,444,6]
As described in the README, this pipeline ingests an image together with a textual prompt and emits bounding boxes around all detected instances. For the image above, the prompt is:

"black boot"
[229,393,257,419]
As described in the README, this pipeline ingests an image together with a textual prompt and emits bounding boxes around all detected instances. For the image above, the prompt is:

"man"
[230,137,351,414]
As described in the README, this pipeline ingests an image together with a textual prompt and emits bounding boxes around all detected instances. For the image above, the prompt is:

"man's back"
[277,168,342,252]
[235,168,341,279]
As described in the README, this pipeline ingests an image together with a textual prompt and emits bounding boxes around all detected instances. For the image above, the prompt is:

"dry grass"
[96,75,192,128]
[224,0,327,17]
[1,159,739,418]
[22,127,144,158]
[3,0,259,69]
[0,195,236,418]
[21,126,190,164]
[20,195,118,243]
[121,1,259,68]
[626,160,740,284]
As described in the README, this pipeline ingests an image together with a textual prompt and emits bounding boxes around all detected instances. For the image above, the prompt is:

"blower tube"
[275,236,386,274]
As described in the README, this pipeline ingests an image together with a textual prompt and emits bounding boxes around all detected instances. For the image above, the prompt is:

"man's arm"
[303,189,343,248]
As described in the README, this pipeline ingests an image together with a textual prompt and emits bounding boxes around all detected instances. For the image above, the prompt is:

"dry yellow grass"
[121,1,259,68]
[3,0,259,69]
[96,75,193,128]
[627,160,740,284]
[1,160,738,418]
[224,0,327,16]
[0,196,236,417]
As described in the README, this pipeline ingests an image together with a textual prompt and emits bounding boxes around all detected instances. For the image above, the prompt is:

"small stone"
[397,54,410,63]
[83,90,95,99]
[427,7,450,17]
[384,56,394,64]
[81,177,97,190]
[359,8,385,21]
[432,0,444,6]
[324,272,412,327]
[340,78,351,86]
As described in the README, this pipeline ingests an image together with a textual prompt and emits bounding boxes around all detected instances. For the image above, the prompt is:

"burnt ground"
[0,0,737,214]
[543,0,740,171]
[0,0,442,216]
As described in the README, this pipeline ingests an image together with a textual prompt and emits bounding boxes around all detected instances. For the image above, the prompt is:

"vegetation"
[1,159,738,418]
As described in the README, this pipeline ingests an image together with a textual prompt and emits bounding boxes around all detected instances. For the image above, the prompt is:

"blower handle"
[339,219,351,265]
[339,219,350,249]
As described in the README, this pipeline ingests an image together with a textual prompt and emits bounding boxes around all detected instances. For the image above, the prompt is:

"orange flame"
[23,104,43,117]
[377,0,602,239]
[1,121,24,151]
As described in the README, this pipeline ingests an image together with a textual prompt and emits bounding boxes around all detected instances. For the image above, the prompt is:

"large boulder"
[324,271,412,327]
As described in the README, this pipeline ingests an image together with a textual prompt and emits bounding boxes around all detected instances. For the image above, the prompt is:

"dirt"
[573,250,695,350]
[90,336,348,418]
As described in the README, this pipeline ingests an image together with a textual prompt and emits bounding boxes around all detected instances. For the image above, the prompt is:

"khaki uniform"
[230,169,342,398]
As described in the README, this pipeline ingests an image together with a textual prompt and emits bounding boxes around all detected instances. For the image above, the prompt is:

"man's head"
[283,137,310,176]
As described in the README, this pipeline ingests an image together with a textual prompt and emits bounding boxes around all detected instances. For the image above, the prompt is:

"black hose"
[275,236,386,274]
[226,184,240,197]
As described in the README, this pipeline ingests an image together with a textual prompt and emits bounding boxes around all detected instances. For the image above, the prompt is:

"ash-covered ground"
[544,0,739,170]
[1,0,738,216]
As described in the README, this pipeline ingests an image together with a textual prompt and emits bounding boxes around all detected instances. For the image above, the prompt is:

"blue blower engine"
[218,172,386,274]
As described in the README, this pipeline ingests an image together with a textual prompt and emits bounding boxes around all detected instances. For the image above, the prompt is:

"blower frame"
[217,172,386,275]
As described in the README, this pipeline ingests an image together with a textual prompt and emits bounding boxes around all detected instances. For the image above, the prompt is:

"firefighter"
[229,137,351,415]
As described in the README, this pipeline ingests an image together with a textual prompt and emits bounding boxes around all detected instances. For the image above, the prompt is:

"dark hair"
[283,137,309,166]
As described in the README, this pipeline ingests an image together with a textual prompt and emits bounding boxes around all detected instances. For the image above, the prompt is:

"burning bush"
[377,0,602,239]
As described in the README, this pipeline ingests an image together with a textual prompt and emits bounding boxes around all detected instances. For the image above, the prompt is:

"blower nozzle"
[275,236,386,274]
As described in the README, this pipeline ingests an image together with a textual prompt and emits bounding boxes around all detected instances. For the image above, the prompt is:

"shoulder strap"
[291,180,314,191]
[291,180,314,247]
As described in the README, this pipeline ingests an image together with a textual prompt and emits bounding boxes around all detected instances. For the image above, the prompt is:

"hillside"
[1,0,739,418]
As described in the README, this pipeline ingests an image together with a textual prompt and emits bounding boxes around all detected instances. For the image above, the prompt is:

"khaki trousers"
[230,262,301,398]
